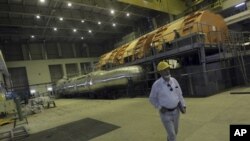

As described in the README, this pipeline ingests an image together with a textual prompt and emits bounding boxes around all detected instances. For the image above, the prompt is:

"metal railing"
[172,62,250,97]
[120,22,227,63]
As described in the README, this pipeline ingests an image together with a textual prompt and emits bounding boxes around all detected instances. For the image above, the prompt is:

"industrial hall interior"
[0,0,250,141]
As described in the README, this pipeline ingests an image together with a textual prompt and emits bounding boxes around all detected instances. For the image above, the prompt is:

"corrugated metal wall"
[1,42,105,61]
[49,65,63,82]
[8,67,29,98]
[66,63,79,78]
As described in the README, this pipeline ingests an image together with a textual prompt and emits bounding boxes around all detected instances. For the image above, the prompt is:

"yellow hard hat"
[157,61,170,71]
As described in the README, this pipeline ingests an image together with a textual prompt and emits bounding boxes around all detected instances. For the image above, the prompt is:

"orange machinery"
[97,10,228,69]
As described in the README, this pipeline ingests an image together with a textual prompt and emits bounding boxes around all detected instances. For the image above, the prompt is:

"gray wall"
[6,57,98,94]
[0,40,106,94]
[1,42,105,61]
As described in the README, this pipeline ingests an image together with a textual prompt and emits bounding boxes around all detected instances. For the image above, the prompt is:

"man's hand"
[178,102,186,114]
[182,107,186,114]
[180,106,186,114]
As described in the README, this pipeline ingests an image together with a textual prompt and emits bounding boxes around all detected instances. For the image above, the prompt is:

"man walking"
[149,61,186,141]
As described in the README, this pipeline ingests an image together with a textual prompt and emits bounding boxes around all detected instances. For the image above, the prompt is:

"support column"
[90,62,94,72]
[152,61,158,80]
[3,74,11,91]
[246,0,250,8]
[152,17,158,29]
[57,42,62,58]
[168,14,174,22]
[147,17,154,30]
[42,40,48,60]
[21,44,29,60]
[84,44,90,57]
[62,64,67,78]
[81,43,89,57]
[72,43,76,58]
[200,46,208,85]
[77,63,81,75]
[188,74,194,96]
[26,42,32,60]
[83,63,87,74]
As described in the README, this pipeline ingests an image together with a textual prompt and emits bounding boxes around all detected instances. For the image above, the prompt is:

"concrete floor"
[1,86,250,141]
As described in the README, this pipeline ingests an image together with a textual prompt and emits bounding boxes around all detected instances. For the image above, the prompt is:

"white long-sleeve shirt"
[149,77,186,110]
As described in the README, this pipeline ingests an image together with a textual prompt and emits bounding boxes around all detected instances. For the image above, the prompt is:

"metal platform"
[103,31,250,97]
[206,50,250,63]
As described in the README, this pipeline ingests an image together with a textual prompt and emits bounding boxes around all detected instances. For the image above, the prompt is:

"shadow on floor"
[22,118,120,141]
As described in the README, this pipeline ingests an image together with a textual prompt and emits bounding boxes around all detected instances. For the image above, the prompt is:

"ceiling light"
[67,2,72,7]
[39,0,45,3]
[47,87,53,91]
[59,17,63,21]
[98,21,101,25]
[73,29,77,32]
[126,13,130,17]
[110,9,115,14]
[31,35,35,38]
[53,27,57,31]
[112,23,116,27]
[81,37,84,40]
[88,30,92,33]
[30,89,36,94]
[235,2,245,8]
[243,42,250,46]
[36,15,40,19]
[81,20,85,23]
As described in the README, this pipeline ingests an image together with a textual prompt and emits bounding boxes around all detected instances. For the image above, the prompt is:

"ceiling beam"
[0,33,121,40]
[0,23,124,34]
[0,3,135,27]
[50,0,151,18]
[42,0,59,37]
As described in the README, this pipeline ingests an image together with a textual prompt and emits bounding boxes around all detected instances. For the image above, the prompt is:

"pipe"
[54,65,144,96]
